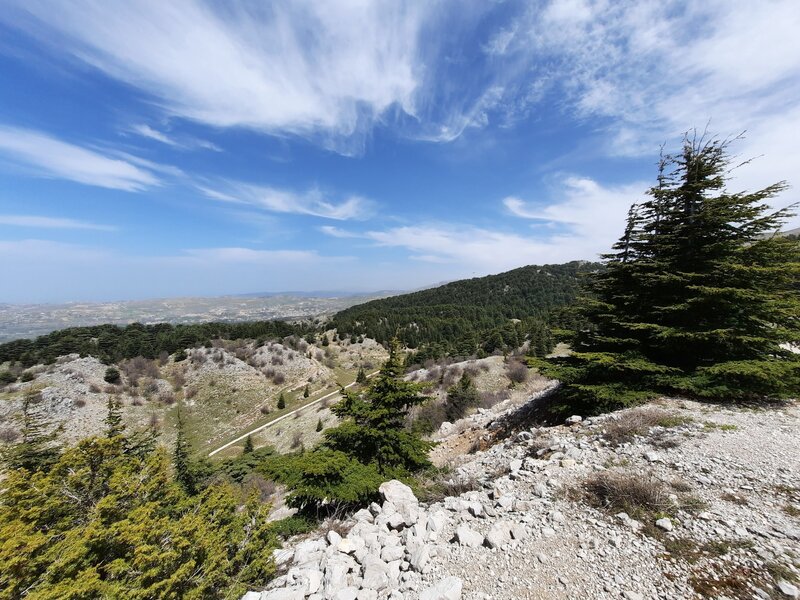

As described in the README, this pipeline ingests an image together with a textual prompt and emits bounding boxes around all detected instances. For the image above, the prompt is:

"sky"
[0,0,798,303]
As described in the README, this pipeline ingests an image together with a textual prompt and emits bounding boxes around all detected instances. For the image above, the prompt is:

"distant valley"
[0,291,397,342]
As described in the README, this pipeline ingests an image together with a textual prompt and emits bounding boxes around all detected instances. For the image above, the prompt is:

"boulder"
[361,556,390,591]
[484,522,512,549]
[454,524,483,547]
[565,415,582,425]
[262,588,306,600]
[379,480,420,526]
[419,576,463,600]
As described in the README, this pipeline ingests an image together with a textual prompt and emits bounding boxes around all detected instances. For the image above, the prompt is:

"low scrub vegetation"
[601,407,692,446]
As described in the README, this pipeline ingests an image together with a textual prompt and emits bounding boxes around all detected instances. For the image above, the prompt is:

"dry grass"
[415,470,481,503]
[581,471,672,516]
[602,407,692,446]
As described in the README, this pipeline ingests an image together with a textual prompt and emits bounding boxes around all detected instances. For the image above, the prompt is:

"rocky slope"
[242,395,800,600]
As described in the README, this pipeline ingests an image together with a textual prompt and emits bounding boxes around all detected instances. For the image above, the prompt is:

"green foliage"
[104,398,124,441]
[316,418,323,432]
[243,435,254,454]
[356,367,367,384]
[173,411,196,494]
[277,393,286,410]
[444,374,480,422]
[173,348,188,362]
[541,134,800,411]
[103,366,121,384]
[0,436,280,599]
[4,389,60,472]
[0,319,310,367]
[0,371,17,386]
[324,341,433,475]
[303,384,310,398]
[332,262,598,356]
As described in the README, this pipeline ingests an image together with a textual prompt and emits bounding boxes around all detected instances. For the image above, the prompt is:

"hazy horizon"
[1,1,798,303]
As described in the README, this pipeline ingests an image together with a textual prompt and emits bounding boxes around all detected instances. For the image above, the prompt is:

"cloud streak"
[200,182,374,221]
[0,125,160,191]
[0,214,116,231]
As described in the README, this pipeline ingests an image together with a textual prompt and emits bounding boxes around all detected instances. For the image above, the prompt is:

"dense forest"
[331,261,601,360]
[0,261,600,370]
[0,320,311,367]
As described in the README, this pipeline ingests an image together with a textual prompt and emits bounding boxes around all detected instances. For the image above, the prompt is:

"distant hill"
[331,261,602,357]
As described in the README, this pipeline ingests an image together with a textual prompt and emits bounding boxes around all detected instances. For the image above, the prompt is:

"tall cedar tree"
[540,134,800,410]
[173,410,195,494]
[5,389,60,472]
[324,340,433,474]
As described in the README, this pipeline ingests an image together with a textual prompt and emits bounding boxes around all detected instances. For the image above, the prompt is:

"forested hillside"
[0,320,310,367]
[331,261,601,359]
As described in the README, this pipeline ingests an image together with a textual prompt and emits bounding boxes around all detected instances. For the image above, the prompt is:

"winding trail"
[207,371,377,457]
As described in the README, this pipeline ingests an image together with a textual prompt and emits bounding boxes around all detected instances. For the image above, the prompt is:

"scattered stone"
[655,518,673,532]
[454,525,483,548]
[565,415,582,425]
[777,580,799,599]
[419,576,463,600]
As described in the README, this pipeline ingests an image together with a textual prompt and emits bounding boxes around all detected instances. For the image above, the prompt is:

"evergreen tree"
[242,434,254,454]
[277,393,286,410]
[540,134,800,410]
[444,373,480,422]
[104,396,125,438]
[303,384,310,398]
[316,418,323,432]
[104,366,121,384]
[356,367,367,384]
[173,410,195,494]
[5,389,60,472]
[323,340,433,474]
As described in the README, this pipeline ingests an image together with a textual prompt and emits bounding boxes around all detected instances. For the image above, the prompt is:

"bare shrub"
[264,367,276,379]
[287,352,296,361]
[159,391,176,405]
[120,357,161,386]
[416,470,481,503]
[602,407,692,447]
[88,383,102,393]
[272,373,286,385]
[190,351,207,366]
[104,385,120,394]
[260,405,271,415]
[315,351,324,361]
[581,471,670,516]
[148,413,160,429]
[463,363,480,378]
[478,390,509,409]
[0,427,20,443]
[157,351,169,366]
[271,356,284,366]
[185,387,198,399]
[130,397,143,406]
[290,431,303,449]
[74,398,87,408]
[242,473,277,502]
[171,370,186,390]
[505,360,529,384]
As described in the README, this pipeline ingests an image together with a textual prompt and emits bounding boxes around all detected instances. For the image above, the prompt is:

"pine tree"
[243,434,254,454]
[444,373,480,422]
[277,393,286,410]
[316,418,323,432]
[104,396,125,438]
[540,134,800,411]
[356,367,367,384]
[173,410,195,494]
[5,389,60,471]
[303,384,310,398]
[323,339,433,474]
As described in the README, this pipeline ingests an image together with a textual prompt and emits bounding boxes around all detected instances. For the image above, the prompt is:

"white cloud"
[5,1,431,153]
[0,214,116,231]
[0,125,160,191]
[200,182,374,221]
[129,123,222,152]
[319,225,361,239]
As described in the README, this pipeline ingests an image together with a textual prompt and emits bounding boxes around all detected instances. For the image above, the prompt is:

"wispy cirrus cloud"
[129,124,221,152]
[0,214,116,231]
[0,125,160,191]
[200,182,375,221]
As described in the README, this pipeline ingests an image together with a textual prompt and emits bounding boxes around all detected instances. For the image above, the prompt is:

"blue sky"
[0,0,798,303]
